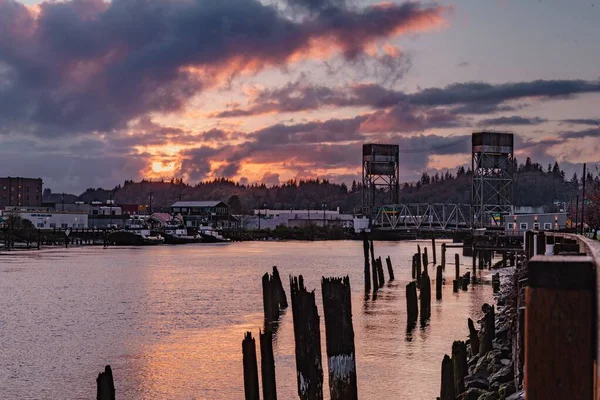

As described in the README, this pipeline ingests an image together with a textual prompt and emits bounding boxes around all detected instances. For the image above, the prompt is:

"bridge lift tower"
[362,144,399,218]
[472,131,514,228]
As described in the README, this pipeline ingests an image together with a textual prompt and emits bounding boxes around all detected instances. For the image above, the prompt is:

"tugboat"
[108,216,165,245]
[195,225,230,243]
[162,218,203,245]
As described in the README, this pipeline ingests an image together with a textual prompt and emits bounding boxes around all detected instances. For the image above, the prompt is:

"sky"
[0,0,599,193]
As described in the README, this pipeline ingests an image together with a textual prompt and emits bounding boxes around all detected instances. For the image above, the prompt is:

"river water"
[0,240,492,399]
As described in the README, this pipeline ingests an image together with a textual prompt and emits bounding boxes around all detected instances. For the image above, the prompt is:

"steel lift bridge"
[364,132,514,232]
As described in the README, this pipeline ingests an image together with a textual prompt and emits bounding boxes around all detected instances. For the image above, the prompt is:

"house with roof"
[170,201,233,228]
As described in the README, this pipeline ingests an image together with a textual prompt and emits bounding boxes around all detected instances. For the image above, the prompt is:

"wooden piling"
[242,332,260,400]
[525,256,594,399]
[440,354,455,400]
[502,251,507,268]
[423,247,429,274]
[441,243,446,270]
[467,318,479,358]
[362,234,371,292]
[455,253,460,281]
[492,273,500,293]
[321,276,358,400]
[376,257,385,288]
[290,275,324,400]
[432,238,437,265]
[416,253,422,283]
[260,329,277,400]
[370,241,378,292]
[411,255,416,280]
[419,270,431,324]
[452,279,458,293]
[96,365,115,400]
[385,256,395,281]
[451,341,468,397]
[262,266,288,325]
[406,281,418,328]
[478,304,495,357]
[436,265,442,301]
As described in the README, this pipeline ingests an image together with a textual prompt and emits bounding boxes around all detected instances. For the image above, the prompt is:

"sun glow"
[152,161,176,173]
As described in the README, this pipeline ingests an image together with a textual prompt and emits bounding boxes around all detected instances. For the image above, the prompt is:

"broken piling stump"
[441,243,446,270]
[432,238,437,265]
[290,275,324,400]
[452,279,458,293]
[260,329,277,400]
[440,354,455,400]
[376,257,385,287]
[321,276,358,400]
[385,256,395,281]
[406,281,418,328]
[419,271,431,324]
[467,318,479,357]
[436,265,443,301]
[492,273,500,293]
[455,253,460,281]
[478,304,495,357]
[242,332,260,400]
[96,365,115,400]
[262,266,288,326]
[451,340,468,397]
[370,241,378,292]
[362,234,371,292]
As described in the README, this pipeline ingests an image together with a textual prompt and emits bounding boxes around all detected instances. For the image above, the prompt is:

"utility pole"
[581,163,587,235]
[149,192,154,215]
[575,195,579,233]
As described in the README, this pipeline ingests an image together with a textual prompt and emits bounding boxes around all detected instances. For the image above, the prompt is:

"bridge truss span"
[374,203,473,231]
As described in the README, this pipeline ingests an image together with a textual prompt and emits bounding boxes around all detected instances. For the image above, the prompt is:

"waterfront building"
[0,177,43,207]
[504,212,568,232]
[170,201,230,228]
[2,210,89,229]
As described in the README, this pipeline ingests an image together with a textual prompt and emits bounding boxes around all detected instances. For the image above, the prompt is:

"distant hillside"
[43,158,583,213]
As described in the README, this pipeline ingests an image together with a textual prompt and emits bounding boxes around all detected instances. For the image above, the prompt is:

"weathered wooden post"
[455,253,460,281]
[362,234,371,292]
[432,237,437,265]
[423,247,429,273]
[467,318,479,357]
[272,266,288,308]
[322,276,358,400]
[411,254,416,280]
[416,253,422,283]
[472,248,476,278]
[376,257,385,288]
[478,304,495,356]
[452,280,458,293]
[419,270,431,324]
[290,275,324,400]
[492,273,500,293]
[441,243,446,270]
[385,256,395,281]
[263,266,289,326]
[478,251,484,270]
[525,256,594,399]
[502,251,507,268]
[96,365,115,400]
[260,329,277,400]
[440,354,455,400]
[451,341,468,397]
[242,332,260,400]
[406,281,418,328]
[370,241,378,292]
[436,265,443,301]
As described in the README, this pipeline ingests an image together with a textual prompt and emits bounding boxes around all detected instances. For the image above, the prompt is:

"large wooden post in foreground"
[97,365,115,400]
[290,275,324,400]
[406,281,418,328]
[322,276,358,400]
[242,332,260,400]
[260,329,277,400]
[362,235,371,292]
[525,256,594,400]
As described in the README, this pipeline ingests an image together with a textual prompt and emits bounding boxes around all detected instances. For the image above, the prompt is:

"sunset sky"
[0,0,599,192]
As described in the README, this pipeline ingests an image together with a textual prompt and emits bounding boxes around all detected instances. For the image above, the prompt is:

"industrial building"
[170,201,231,228]
[505,212,568,232]
[3,210,88,229]
[0,177,43,207]
[244,208,354,230]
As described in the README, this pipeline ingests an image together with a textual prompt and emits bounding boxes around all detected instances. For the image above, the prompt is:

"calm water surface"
[0,240,492,399]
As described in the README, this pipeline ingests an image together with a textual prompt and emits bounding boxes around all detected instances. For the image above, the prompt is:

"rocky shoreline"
[438,267,525,400]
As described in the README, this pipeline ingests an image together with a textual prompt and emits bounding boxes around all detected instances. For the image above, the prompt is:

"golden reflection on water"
[0,240,493,399]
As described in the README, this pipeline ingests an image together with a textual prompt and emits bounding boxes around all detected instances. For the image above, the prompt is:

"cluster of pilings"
[242,269,359,400]
[361,233,395,296]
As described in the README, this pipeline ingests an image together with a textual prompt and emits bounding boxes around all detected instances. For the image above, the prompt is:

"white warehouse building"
[15,211,88,229]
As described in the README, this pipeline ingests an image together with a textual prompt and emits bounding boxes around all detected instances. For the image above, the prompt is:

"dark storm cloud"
[215,79,600,118]
[0,0,445,137]
[560,119,600,126]
[478,116,547,126]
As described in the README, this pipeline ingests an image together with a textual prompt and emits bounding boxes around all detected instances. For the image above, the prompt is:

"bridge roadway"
[373,203,474,231]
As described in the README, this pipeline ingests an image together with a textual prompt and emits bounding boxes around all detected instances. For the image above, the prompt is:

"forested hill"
[44,158,586,213]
